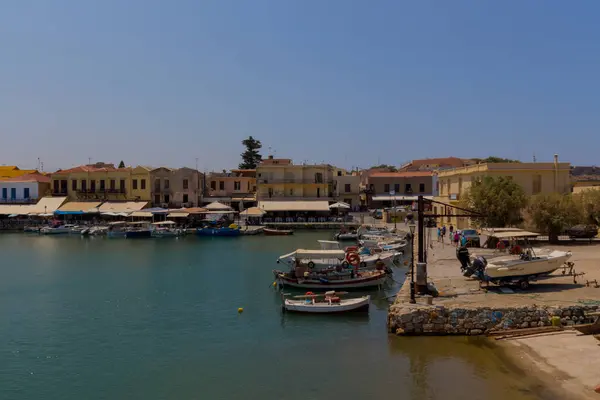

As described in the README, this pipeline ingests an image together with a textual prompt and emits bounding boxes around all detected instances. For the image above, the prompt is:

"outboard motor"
[456,246,471,271]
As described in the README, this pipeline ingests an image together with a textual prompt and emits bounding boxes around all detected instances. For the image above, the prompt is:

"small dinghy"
[282,291,370,313]
[264,228,294,236]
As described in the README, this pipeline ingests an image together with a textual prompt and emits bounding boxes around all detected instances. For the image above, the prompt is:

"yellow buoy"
[238,307,244,313]
[272,282,277,287]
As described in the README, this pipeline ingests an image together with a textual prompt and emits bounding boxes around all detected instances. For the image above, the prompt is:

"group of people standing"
[437,224,467,247]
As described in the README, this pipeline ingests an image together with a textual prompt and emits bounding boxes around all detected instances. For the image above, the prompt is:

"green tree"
[573,189,600,225]
[370,164,397,172]
[527,193,581,243]
[472,156,520,164]
[460,176,527,227]
[118,160,125,168]
[239,136,262,169]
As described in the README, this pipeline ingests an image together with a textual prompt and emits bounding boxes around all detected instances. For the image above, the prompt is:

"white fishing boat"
[484,249,572,279]
[278,248,397,269]
[40,224,76,235]
[274,269,388,290]
[458,230,573,289]
[88,226,108,236]
[107,221,127,238]
[283,291,370,313]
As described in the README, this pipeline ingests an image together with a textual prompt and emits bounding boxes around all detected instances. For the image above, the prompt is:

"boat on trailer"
[282,291,370,313]
[457,230,573,289]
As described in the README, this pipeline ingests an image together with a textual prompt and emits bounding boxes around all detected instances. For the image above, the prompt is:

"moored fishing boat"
[151,221,181,237]
[273,269,388,290]
[40,224,76,235]
[107,221,127,238]
[264,228,294,236]
[197,223,241,237]
[125,221,152,238]
[282,291,370,313]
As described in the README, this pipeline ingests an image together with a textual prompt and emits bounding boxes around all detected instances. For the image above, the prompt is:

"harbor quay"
[389,238,600,336]
[389,237,600,398]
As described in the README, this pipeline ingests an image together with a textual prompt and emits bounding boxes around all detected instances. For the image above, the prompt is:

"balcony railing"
[257,178,334,184]
[77,189,127,194]
[0,198,37,204]
[52,189,68,195]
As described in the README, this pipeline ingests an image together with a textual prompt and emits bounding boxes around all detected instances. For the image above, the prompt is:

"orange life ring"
[346,252,360,266]
[345,246,359,253]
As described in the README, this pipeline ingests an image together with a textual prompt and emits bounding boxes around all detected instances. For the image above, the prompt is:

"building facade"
[205,169,256,205]
[0,173,51,203]
[50,164,151,202]
[570,166,600,194]
[256,157,334,201]
[150,167,203,207]
[333,168,360,209]
[363,171,435,208]
[435,156,571,228]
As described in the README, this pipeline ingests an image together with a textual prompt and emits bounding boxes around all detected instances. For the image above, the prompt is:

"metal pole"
[393,196,397,230]
[409,231,416,303]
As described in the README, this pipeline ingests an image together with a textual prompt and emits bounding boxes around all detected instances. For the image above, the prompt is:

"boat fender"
[308,261,316,269]
[346,252,360,266]
[238,307,244,313]
[359,261,367,269]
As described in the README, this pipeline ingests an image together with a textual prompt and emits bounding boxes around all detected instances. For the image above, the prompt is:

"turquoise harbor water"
[1,232,553,400]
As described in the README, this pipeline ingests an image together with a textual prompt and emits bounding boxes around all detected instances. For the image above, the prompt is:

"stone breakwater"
[388,303,599,336]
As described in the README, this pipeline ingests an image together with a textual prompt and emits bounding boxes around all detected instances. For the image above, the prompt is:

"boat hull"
[125,230,152,239]
[284,296,370,313]
[485,252,571,279]
[275,272,388,290]
[334,233,358,241]
[264,228,293,236]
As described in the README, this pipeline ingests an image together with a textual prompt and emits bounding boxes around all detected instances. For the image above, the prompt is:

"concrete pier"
[389,238,600,335]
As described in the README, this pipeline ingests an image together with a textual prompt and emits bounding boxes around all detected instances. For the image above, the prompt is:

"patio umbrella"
[204,201,233,211]
[329,202,351,210]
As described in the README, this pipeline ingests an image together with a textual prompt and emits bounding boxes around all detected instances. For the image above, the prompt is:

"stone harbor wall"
[388,303,600,336]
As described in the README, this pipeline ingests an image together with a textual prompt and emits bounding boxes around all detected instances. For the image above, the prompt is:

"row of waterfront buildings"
[1,154,599,226]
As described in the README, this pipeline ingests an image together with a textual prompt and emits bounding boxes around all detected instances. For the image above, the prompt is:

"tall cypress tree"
[239,136,263,169]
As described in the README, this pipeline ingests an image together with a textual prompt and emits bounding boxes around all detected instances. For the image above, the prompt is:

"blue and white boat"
[125,221,152,238]
[196,223,241,237]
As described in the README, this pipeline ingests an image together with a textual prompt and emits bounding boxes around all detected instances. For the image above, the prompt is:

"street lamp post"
[409,221,416,304]
[390,189,396,231]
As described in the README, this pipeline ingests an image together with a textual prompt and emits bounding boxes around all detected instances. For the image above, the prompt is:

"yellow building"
[130,166,152,201]
[434,157,571,228]
[0,166,39,180]
[256,157,334,201]
[573,181,600,194]
[51,164,152,202]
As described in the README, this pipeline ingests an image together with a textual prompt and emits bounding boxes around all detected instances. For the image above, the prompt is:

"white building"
[0,173,51,203]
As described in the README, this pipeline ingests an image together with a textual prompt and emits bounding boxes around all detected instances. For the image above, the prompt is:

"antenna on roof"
[533,153,536,163]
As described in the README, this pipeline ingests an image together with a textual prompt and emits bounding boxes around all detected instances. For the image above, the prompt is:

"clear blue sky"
[2,0,600,172]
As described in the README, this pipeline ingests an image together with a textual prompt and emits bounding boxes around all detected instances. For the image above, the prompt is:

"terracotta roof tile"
[2,173,51,183]
[370,171,433,178]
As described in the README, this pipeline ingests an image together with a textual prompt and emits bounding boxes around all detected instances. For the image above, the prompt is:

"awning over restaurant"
[56,201,102,213]
[167,212,189,218]
[0,205,35,215]
[99,201,148,213]
[240,207,265,217]
[371,195,434,201]
[29,197,67,215]
[232,195,256,201]
[130,211,154,218]
[258,201,330,212]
